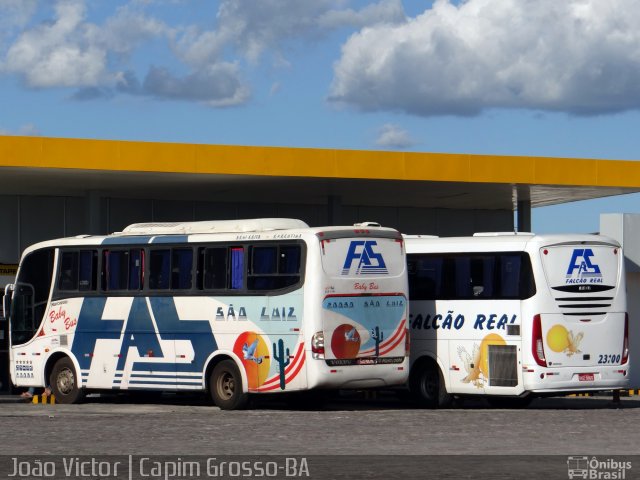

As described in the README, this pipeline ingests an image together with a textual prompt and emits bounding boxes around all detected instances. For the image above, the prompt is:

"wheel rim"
[422,370,438,399]
[57,367,75,395]
[216,370,235,400]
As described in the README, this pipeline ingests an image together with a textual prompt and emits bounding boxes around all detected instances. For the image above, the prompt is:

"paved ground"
[1,393,638,479]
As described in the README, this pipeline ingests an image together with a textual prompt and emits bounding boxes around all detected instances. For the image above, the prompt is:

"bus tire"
[410,360,452,408]
[50,357,85,404]
[209,360,249,410]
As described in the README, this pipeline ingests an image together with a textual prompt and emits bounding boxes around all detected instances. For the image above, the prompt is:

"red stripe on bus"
[257,343,305,388]
[256,352,307,392]
[359,319,406,355]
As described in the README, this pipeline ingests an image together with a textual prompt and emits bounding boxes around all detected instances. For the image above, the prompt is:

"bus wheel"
[209,360,249,410]
[410,361,452,409]
[50,357,84,404]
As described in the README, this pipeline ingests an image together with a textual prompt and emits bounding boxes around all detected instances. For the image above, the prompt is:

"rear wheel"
[209,360,249,410]
[49,357,85,404]
[410,359,452,408]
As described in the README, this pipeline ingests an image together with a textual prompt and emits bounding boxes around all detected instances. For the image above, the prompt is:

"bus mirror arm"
[3,284,14,319]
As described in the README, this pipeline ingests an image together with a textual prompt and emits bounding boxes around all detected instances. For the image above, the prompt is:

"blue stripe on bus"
[149,235,189,244]
[71,296,217,377]
[127,380,203,386]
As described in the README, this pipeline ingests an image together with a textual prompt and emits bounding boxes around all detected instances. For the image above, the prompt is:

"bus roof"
[18,219,402,256]
[119,218,309,235]
[403,232,620,253]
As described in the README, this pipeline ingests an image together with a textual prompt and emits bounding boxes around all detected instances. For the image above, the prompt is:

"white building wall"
[600,213,640,388]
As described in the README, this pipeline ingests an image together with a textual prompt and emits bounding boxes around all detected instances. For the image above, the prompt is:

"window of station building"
[149,248,194,290]
[58,250,97,292]
[103,249,143,291]
[408,252,535,300]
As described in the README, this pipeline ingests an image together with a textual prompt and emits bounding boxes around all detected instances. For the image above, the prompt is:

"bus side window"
[279,245,301,288]
[172,248,193,289]
[103,250,129,291]
[202,247,229,290]
[249,246,277,290]
[149,250,170,290]
[129,249,143,290]
[230,247,244,290]
[470,256,495,298]
[408,256,441,300]
[500,254,521,298]
[454,257,472,298]
[58,252,79,291]
[79,250,97,291]
[248,245,302,291]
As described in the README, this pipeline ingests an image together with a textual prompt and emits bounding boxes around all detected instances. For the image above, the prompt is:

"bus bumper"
[523,364,630,393]
[307,356,410,389]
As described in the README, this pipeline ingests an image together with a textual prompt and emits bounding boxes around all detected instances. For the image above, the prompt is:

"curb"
[32,394,56,404]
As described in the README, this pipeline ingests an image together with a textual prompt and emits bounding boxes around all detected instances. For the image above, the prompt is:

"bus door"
[539,244,626,371]
[0,289,10,392]
[4,283,37,387]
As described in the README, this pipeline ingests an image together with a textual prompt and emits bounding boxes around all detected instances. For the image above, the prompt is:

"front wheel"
[49,357,85,404]
[209,360,249,410]
[410,360,452,408]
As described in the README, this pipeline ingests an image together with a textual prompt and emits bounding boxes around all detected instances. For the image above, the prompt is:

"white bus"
[405,232,630,407]
[4,219,408,409]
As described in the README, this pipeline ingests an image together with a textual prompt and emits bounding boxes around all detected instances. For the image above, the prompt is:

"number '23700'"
[598,354,621,364]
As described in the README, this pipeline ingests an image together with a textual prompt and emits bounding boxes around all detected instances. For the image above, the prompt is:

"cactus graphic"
[371,326,384,357]
[371,327,384,357]
[272,338,291,390]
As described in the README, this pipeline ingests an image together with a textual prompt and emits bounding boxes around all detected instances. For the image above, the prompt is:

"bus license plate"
[579,373,595,381]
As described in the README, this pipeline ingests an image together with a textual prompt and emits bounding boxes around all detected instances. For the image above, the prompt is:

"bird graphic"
[344,327,359,342]
[242,338,264,364]
[565,331,584,356]
[458,344,483,388]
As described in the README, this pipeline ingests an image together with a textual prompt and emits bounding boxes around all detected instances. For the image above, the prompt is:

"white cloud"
[0,0,171,89]
[330,0,640,116]
[175,0,406,66]
[375,123,415,149]
[3,0,112,87]
[318,0,405,29]
[0,0,38,30]
[0,123,40,136]
[141,64,250,107]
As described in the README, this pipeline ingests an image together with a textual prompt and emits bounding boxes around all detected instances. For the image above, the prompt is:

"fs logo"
[342,241,388,275]
[566,249,602,278]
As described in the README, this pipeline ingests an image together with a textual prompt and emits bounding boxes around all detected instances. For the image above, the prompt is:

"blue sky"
[1,0,639,234]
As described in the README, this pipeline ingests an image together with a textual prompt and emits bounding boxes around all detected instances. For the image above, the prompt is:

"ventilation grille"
[554,296,614,316]
[488,345,518,387]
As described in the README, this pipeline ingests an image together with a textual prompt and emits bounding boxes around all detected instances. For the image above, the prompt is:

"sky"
[1,0,640,234]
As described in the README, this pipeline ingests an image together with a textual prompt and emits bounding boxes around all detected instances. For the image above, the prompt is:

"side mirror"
[3,284,13,320]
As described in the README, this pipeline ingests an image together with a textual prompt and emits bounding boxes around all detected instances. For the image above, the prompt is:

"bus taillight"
[311,331,325,359]
[404,328,410,357]
[622,313,629,365]
[532,314,547,367]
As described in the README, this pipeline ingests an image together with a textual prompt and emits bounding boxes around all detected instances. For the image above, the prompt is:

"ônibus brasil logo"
[566,249,602,281]
[342,241,388,275]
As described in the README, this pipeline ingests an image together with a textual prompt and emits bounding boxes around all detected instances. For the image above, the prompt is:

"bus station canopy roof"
[1,135,639,210]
